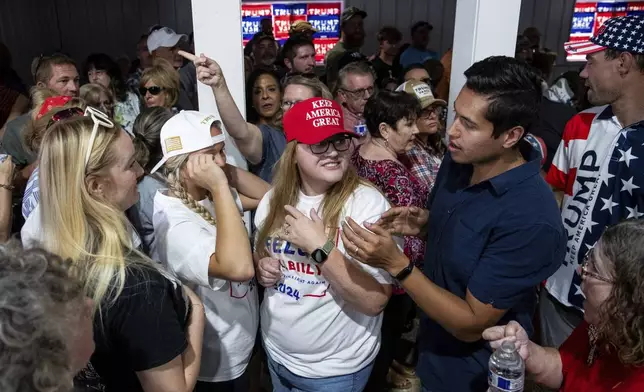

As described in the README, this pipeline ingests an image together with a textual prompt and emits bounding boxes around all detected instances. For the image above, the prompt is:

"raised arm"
[178,50,264,164]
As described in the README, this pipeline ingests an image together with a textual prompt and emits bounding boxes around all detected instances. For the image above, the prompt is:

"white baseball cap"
[147,27,188,52]
[150,110,226,174]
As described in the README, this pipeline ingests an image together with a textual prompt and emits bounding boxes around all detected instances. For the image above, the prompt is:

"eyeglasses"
[139,86,164,96]
[420,106,445,120]
[46,107,84,129]
[579,249,614,283]
[84,106,115,168]
[339,86,375,99]
[282,99,303,111]
[309,136,353,154]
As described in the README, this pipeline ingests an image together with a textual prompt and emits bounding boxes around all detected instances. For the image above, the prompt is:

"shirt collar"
[450,141,541,196]
[486,142,541,196]
[597,105,614,120]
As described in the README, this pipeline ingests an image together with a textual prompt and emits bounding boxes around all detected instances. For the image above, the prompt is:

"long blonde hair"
[39,117,133,314]
[163,154,217,226]
[256,141,370,258]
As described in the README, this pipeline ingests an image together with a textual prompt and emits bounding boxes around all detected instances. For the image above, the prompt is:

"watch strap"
[321,239,334,254]
[393,260,414,282]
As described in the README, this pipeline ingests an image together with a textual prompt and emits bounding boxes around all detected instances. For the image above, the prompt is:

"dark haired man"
[282,37,316,77]
[400,21,439,69]
[540,14,644,350]
[325,7,367,90]
[127,33,154,91]
[371,26,402,87]
[341,56,565,392]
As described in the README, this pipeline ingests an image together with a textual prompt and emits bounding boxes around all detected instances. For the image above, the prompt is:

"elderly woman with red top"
[483,219,644,391]
[351,90,428,391]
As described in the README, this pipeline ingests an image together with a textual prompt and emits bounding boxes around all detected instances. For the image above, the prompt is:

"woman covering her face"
[150,110,269,390]
[254,97,396,391]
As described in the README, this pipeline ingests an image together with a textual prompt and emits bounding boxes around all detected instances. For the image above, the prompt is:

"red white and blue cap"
[564,15,644,56]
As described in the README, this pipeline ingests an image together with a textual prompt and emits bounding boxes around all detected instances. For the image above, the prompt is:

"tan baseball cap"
[396,80,446,109]
[290,20,317,34]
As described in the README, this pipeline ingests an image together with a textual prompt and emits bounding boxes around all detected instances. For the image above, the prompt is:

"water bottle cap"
[500,340,517,353]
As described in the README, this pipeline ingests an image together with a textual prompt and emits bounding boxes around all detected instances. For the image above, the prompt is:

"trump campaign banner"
[242,1,343,65]
[567,1,644,61]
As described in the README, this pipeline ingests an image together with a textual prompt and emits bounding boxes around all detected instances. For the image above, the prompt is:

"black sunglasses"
[139,86,165,96]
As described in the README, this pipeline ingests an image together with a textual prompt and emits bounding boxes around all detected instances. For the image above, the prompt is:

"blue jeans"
[266,354,374,392]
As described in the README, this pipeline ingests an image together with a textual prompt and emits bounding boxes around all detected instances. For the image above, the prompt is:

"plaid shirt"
[405,139,442,192]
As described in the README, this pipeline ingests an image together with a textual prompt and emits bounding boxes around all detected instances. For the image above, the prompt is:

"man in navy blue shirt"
[342,56,565,392]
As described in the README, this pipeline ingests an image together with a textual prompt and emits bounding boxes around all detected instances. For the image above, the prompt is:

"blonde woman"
[80,83,115,118]
[22,95,86,221]
[27,108,205,392]
[140,59,180,110]
[253,97,395,391]
[151,110,268,391]
[180,50,333,182]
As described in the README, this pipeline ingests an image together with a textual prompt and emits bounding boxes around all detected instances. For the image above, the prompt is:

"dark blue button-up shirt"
[417,145,565,392]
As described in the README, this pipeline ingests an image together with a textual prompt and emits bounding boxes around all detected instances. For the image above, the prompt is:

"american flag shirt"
[545,105,644,310]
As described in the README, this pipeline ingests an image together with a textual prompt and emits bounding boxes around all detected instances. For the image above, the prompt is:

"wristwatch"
[393,260,415,282]
[311,239,334,264]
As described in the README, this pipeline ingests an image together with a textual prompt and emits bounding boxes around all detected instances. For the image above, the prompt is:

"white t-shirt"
[152,189,258,382]
[254,184,395,378]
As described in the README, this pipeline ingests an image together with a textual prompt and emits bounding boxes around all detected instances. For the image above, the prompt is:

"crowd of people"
[0,5,644,392]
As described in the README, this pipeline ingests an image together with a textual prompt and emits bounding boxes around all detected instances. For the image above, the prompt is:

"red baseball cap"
[283,98,357,145]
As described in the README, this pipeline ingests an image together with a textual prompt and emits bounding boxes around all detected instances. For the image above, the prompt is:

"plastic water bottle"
[488,340,525,392]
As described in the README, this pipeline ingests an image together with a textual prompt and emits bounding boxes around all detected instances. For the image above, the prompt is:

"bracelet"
[393,260,415,282]
[0,183,14,191]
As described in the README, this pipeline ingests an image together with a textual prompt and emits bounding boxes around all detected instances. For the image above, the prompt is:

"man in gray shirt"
[1,53,79,232]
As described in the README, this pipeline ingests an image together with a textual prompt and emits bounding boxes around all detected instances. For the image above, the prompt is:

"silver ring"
[354,246,359,254]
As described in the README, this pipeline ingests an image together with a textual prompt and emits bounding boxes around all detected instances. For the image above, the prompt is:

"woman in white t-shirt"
[151,110,268,392]
[253,97,395,391]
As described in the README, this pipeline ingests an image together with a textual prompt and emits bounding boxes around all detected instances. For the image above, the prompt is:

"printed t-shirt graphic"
[254,185,396,378]
[546,105,644,310]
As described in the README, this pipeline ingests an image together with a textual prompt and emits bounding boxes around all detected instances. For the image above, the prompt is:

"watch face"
[311,249,324,263]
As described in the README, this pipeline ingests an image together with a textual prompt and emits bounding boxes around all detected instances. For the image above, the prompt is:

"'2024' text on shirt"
[253,184,397,378]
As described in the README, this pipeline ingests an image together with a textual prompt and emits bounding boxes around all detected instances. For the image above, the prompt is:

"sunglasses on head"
[139,86,164,96]
[46,107,84,129]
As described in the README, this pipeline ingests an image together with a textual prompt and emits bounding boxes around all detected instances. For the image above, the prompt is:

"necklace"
[587,323,599,366]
